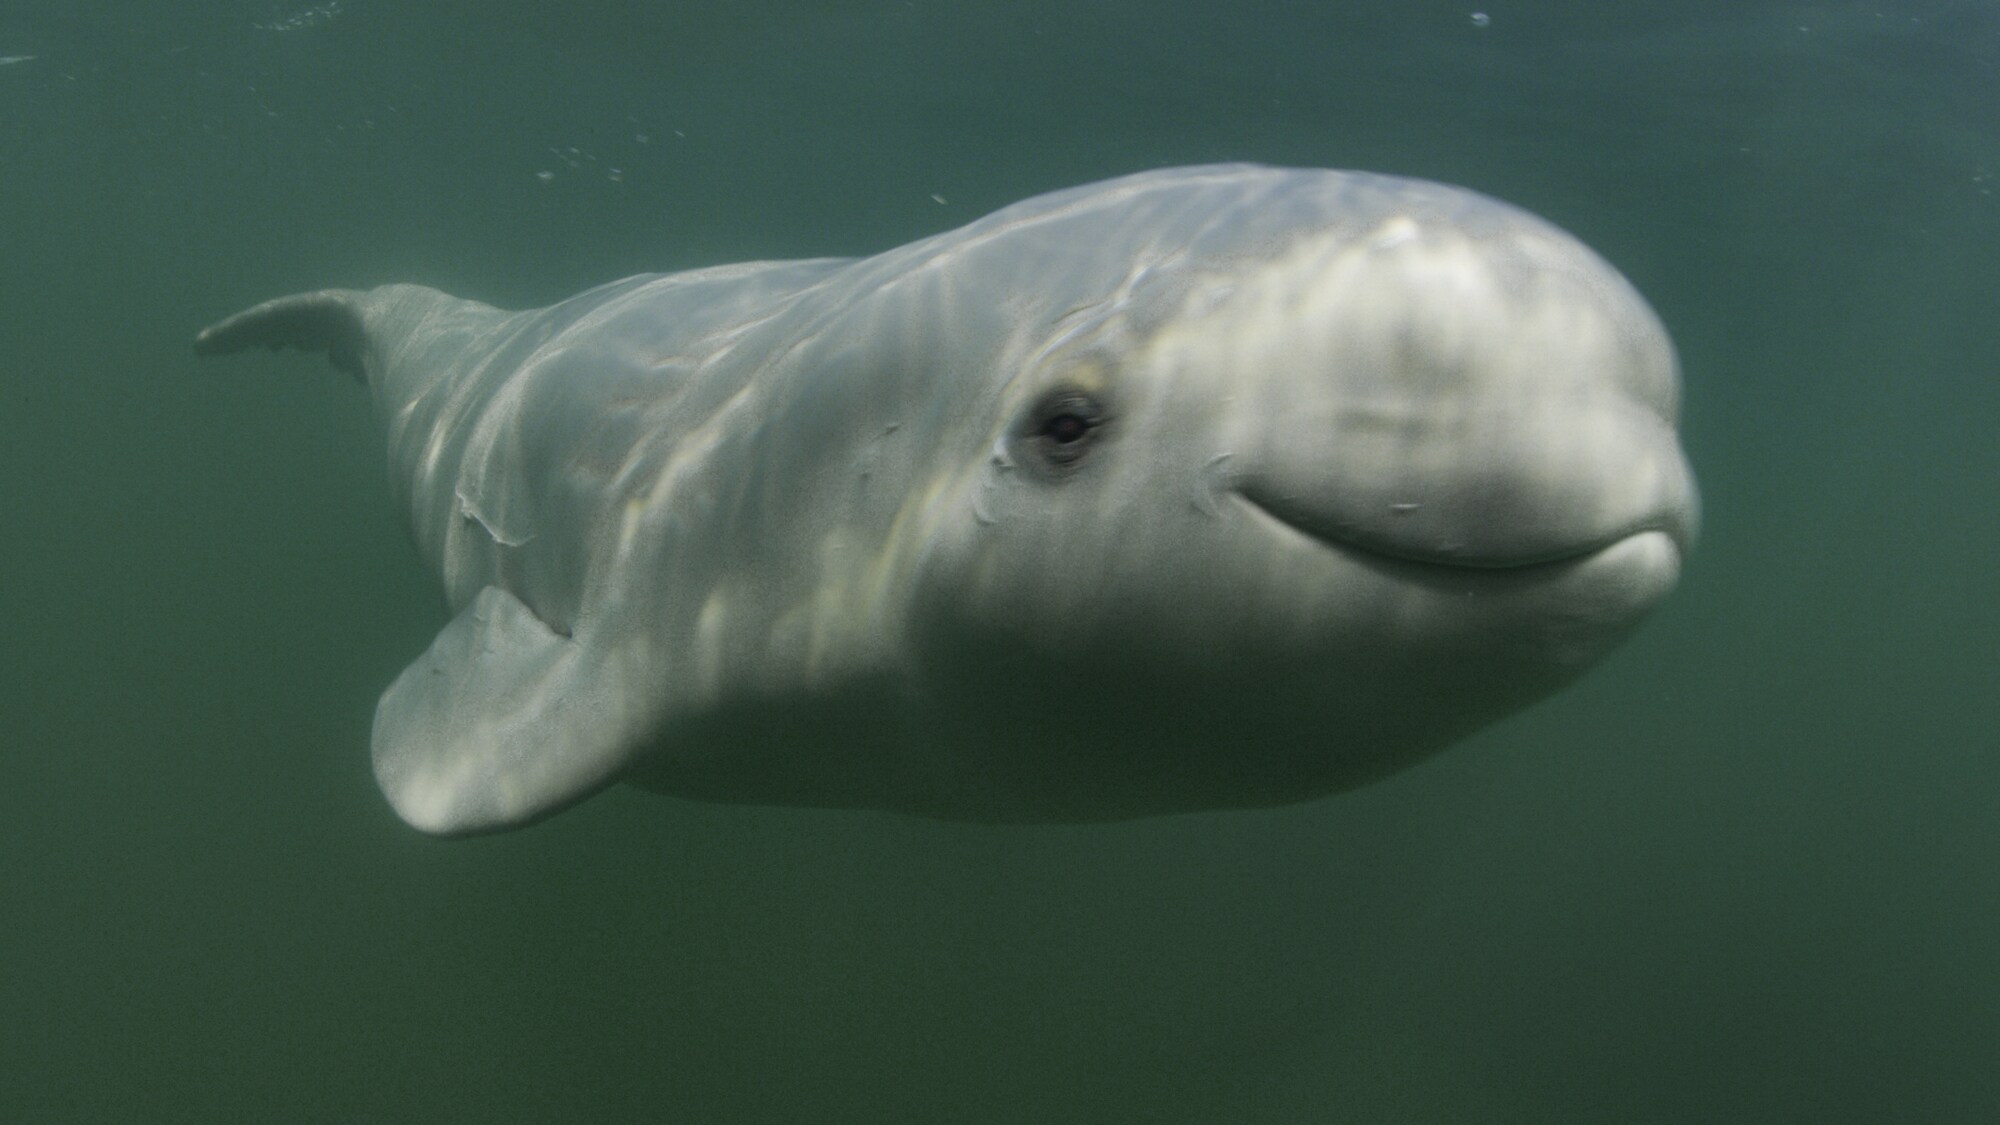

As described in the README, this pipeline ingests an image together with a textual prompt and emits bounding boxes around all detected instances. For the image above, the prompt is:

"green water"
[4,1,1996,1120]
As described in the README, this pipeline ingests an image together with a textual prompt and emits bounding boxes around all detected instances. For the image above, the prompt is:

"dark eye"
[1042,411,1093,445]
[1024,390,1106,467]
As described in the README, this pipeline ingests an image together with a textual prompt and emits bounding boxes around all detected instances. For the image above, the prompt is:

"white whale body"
[195,165,1697,835]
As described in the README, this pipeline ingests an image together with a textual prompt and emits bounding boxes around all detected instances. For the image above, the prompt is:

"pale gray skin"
[195,164,1698,836]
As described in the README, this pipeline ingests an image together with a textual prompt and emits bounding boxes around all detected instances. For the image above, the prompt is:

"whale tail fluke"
[193,289,371,382]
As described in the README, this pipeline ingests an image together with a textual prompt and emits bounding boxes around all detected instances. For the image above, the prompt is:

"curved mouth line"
[1231,491,1636,573]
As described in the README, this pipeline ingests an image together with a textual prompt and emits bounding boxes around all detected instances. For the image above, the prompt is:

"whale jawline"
[1231,490,1668,574]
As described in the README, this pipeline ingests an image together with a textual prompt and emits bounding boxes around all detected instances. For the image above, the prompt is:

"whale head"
[900,169,1697,819]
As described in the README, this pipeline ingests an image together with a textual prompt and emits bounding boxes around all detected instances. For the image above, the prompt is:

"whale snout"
[1198,203,1697,584]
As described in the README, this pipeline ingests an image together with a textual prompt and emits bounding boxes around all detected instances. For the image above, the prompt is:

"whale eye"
[1043,412,1092,445]
[1024,389,1106,468]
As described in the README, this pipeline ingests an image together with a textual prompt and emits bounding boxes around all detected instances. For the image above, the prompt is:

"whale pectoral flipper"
[372,586,638,836]
[192,289,370,381]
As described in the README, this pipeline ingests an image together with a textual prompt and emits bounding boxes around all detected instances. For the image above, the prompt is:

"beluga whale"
[195,164,1697,835]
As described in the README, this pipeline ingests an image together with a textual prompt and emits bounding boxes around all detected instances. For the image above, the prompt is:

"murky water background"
[4,2,1996,1120]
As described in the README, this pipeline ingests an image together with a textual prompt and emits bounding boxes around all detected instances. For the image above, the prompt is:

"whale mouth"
[1231,489,1678,574]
